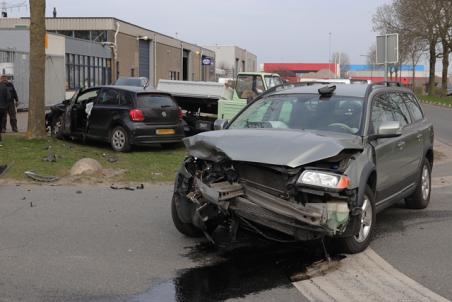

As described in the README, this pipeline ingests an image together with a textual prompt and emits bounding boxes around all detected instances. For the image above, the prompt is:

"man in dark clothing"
[0,78,12,145]
[0,75,18,133]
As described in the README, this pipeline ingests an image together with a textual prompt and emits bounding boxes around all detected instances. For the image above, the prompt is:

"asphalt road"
[422,103,452,146]
[0,103,451,301]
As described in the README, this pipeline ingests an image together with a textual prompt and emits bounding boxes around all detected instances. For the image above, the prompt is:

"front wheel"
[51,114,65,139]
[110,126,131,152]
[335,185,376,254]
[405,159,431,209]
[171,193,202,237]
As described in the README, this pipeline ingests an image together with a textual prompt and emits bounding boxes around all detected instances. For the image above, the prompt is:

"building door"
[139,39,150,79]
[182,49,189,81]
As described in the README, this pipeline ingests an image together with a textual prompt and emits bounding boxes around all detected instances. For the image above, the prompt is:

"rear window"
[136,94,176,109]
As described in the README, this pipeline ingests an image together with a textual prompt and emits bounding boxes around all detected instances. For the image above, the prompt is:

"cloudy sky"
[9,0,392,64]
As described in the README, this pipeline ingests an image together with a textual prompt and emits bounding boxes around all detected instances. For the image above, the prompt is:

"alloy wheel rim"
[112,130,126,149]
[355,196,372,243]
[421,164,430,201]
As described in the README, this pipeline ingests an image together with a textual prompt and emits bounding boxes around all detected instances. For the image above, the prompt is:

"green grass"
[0,134,186,182]
[419,95,452,106]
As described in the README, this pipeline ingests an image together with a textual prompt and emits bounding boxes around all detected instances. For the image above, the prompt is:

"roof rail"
[253,81,332,102]
[364,81,402,98]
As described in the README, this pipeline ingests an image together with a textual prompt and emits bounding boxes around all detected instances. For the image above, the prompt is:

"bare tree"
[27,0,46,138]
[437,1,452,93]
[373,0,444,95]
[331,52,350,78]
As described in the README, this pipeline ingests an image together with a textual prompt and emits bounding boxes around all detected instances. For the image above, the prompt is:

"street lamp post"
[328,32,332,77]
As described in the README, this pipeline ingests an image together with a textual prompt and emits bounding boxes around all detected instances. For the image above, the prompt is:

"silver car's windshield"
[229,94,364,135]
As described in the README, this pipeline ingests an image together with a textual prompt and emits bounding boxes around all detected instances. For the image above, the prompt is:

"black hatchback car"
[46,86,185,151]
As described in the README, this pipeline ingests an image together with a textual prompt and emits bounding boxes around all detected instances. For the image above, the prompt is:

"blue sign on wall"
[202,57,213,65]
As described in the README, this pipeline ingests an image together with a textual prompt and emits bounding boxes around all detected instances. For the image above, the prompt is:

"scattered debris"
[110,185,135,191]
[42,152,57,162]
[0,164,8,177]
[102,153,118,163]
[136,184,144,190]
[76,190,82,194]
[70,158,102,176]
[21,197,26,200]
[290,258,342,282]
[30,202,34,207]
[152,172,162,177]
[24,171,59,182]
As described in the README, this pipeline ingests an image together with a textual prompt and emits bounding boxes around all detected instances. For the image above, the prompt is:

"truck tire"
[335,185,376,254]
[405,159,431,209]
[171,193,202,238]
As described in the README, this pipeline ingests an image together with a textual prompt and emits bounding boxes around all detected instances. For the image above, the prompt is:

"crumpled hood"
[184,129,363,168]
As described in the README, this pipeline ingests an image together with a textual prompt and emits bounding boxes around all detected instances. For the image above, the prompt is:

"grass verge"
[0,134,186,183]
[419,95,452,107]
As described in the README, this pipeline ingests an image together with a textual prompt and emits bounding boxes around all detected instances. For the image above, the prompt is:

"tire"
[405,159,431,209]
[51,114,65,139]
[335,185,376,254]
[110,126,131,152]
[171,193,202,237]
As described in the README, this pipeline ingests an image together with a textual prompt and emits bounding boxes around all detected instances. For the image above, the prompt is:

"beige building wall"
[115,32,139,77]
[155,43,182,82]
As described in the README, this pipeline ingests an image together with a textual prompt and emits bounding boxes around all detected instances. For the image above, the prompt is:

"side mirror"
[214,119,228,130]
[374,121,402,139]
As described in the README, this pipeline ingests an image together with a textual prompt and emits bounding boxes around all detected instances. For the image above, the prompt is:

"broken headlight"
[297,170,349,189]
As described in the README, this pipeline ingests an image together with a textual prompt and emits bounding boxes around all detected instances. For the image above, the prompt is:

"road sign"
[376,33,399,64]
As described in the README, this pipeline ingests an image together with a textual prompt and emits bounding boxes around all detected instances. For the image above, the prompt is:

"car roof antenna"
[318,85,336,97]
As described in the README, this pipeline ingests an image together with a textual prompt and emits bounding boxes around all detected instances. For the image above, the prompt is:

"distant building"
[0,17,216,87]
[204,45,257,78]
[263,62,426,85]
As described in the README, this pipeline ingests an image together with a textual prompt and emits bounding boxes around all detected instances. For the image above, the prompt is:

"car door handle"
[397,141,406,149]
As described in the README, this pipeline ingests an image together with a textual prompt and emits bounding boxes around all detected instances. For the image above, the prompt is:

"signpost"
[376,33,399,81]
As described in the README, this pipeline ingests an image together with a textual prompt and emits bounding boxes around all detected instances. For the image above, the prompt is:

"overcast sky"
[9,0,392,64]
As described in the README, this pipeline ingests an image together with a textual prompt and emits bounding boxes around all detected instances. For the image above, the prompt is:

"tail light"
[129,109,144,122]
[177,107,184,121]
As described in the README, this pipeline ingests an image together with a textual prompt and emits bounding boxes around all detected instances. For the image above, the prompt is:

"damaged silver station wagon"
[171,82,434,253]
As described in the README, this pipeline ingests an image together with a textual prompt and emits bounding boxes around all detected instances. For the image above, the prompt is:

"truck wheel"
[51,114,65,139]
[110,126,131,152]
[405,159,431,209]
[171,193,202,238]
[335,185,376,254]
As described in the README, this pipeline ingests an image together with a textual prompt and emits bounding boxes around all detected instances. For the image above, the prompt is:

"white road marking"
[293,248,449,302]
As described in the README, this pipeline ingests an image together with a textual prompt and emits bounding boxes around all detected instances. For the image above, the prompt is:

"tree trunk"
[27,0,46,138]
[428,39,437,96]
[441,40,449,94]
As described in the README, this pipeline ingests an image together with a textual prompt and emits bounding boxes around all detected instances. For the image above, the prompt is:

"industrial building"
[204,45,257,78]
[0,28,112,107]
[0,17,216,88]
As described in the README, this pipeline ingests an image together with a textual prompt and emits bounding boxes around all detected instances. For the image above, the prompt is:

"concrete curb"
[420,100,452,108]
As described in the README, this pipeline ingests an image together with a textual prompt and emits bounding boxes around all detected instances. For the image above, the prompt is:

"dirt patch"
[434,140,452,164]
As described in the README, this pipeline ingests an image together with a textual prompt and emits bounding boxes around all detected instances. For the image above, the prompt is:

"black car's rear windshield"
[229,93,364,135]
[136,94,177,109]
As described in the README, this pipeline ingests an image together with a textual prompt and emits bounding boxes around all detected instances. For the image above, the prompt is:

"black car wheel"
[405,159,431,209]
[110,126,131,152]
[51,114,65,139]
[335,185,376,254]
[171,193,202,237]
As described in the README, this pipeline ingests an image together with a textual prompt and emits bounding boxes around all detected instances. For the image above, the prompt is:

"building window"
[74,30,90,40]
[65,53,112,90]
[91,30,107,42]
